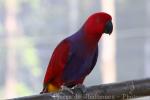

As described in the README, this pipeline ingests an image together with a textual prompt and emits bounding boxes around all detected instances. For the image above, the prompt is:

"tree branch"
[12,78,150,100]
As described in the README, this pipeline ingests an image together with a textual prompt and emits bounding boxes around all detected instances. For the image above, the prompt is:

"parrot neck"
[70,27,102,47]
[83,30,102,46]
[79,24,103,46]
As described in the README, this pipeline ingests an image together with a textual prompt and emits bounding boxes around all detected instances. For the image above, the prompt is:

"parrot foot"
[61,85,74,94]
[73,84,87,93]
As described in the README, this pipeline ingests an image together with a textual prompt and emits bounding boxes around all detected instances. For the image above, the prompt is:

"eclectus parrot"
[41,12,113,93]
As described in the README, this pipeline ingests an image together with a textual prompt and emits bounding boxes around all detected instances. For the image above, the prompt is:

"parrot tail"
[40,83,60,94]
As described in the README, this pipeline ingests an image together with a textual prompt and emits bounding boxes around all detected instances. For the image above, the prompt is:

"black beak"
[104,20,113,35]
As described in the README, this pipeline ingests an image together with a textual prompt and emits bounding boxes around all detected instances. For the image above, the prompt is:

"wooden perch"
[12,78,150,100]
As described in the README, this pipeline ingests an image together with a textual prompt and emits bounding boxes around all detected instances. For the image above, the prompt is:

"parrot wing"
[44,39,71,85]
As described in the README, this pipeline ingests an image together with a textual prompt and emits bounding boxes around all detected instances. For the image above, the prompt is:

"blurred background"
[0,0,150,99]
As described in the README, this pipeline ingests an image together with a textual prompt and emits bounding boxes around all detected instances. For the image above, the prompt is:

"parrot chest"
[63,44,98,82]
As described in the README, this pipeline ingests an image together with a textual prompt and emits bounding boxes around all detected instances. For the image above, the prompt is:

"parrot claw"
[73,84,87,93]
[61,85,74,94]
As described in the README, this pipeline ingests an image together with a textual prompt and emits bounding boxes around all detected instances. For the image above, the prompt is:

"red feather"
[44,40,70,87]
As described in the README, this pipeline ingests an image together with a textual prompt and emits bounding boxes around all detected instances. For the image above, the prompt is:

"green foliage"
[16,37,42,77]
[15,82,33,96]
[23,46,41,77]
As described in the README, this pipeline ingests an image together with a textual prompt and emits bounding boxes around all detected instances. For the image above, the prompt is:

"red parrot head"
[84,12,113,36]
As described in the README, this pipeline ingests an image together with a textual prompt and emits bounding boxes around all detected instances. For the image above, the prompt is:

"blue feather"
[62,28,98,83]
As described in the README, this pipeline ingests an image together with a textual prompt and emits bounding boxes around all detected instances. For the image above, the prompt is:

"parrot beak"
[104,20,113,35]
